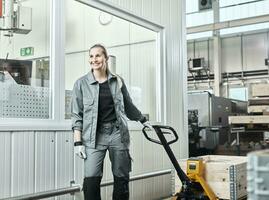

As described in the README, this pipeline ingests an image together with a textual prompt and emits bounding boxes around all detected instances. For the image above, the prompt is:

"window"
[65,0,160,122]
[0,0,51,119]
[229,87,248,101]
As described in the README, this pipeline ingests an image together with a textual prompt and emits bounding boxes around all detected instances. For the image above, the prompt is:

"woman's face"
[89,47,107,71]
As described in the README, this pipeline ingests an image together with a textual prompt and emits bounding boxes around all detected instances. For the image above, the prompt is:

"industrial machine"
[188,91,247,156]
[0,0,32,36]
[142,125,218,200]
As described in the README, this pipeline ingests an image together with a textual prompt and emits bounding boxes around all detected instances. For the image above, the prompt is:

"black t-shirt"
[97,80,117,123]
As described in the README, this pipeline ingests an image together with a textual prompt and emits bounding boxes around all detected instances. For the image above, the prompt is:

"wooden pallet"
[248,105,269,114]
[229,115,269,125]
[174,155,247,200]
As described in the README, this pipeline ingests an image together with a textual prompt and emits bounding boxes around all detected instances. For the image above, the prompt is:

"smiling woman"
[71,43,152,199]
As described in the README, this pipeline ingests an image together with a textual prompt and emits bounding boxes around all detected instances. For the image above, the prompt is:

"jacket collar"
[87,69,117,85]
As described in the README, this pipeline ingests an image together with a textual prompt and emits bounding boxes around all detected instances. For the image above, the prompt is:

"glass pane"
[65,0,158,121]
[0,0,51,119]
[229,87,248,101]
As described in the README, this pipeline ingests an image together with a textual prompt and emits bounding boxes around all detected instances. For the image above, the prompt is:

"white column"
[213,0,221,96]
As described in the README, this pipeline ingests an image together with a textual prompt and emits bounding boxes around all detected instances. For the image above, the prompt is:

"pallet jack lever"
[142,125,218,200]
[142,125,192,187]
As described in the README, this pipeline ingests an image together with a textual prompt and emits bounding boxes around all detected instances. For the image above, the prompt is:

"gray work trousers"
[84,121,132,178]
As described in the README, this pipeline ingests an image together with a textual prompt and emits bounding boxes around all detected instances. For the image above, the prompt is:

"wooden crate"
[174,155,247,200]
[251,84,269,97]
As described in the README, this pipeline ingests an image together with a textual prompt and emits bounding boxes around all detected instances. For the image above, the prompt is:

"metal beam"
[0,169,172,200]
[0,185,81,200]
[187,14,269,34]
[101,169,172,187]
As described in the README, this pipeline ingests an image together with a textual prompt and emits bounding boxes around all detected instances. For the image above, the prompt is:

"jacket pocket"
[83,98,94,120]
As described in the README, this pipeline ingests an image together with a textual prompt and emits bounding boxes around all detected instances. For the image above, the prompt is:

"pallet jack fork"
[142,125,218,200]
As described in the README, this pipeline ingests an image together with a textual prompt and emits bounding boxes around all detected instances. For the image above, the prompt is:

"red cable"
[0,0,2,17]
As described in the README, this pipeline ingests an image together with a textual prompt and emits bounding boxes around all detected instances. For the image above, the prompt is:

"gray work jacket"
[71,70,145,148]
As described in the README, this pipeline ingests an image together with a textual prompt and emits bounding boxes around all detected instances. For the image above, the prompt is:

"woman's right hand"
[74,144,87,159]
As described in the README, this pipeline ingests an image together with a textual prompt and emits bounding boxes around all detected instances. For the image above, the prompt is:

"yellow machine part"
[187,159,218,200]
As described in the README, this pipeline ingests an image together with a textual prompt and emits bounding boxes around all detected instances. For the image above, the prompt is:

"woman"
[71,44,152,200]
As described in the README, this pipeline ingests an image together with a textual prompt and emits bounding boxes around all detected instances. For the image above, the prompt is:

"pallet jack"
[142,125,218,200]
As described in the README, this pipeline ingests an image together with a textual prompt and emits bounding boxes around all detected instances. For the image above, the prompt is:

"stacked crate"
[248,84,269,115]
[229,84,269,127]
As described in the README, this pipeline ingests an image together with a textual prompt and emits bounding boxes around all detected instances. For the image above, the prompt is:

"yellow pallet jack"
[142,125,218,200]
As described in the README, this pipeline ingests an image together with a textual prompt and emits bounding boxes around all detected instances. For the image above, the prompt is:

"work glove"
[74,142,87,159]
[143,121,154,131]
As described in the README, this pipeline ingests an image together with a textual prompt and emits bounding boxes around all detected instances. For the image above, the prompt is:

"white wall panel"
[56,132,74,187]
[130,42,156,120]
[56,131,73,200]
[129,0,143,17]
[12,131,35,196]
[221,36,242,72]
[151,0,162,23]
[65,53,87,90]
[243,33,268,71]
[0,132,11,198]
[66,0,86,52]
[187,11,213,27]
[35,132,55,193]
[220,0,269,22]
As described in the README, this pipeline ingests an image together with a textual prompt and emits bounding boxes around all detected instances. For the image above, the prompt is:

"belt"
[98,120,119,128]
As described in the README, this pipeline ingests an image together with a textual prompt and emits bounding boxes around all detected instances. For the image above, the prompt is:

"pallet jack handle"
[142,125,192,187]
[142,125,178,145]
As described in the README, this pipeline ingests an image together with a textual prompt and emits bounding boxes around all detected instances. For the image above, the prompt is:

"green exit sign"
[20,47,34,56]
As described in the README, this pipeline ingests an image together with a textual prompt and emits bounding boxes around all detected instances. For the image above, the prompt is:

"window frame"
[0,0,166,131]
